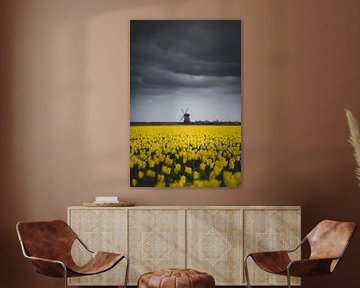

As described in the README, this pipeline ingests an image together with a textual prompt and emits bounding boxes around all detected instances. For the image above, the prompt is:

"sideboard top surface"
[68,205,301,210]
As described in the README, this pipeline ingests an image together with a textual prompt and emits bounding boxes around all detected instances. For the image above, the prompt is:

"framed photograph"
[130,20,241,187]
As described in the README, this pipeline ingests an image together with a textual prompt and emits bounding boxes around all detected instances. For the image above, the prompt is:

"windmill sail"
[180,108,190,123]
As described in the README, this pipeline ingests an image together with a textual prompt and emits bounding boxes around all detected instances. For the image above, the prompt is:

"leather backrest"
[307,220,356,259]
[16,220,77,261]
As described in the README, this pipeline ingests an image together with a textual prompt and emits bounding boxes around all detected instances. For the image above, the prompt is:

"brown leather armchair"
[244,220,356,288]
[16,220,129,288]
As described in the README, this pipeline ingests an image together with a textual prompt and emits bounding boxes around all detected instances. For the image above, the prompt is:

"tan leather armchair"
[244,220,356,288]
[16,220,129,288]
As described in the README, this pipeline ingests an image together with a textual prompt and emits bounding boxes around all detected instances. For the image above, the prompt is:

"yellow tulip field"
[130,125,241,187]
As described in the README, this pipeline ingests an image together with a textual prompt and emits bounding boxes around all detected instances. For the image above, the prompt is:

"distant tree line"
[130,121,241,126]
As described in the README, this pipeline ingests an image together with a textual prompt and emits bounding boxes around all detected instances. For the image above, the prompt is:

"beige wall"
[1,0,360,287]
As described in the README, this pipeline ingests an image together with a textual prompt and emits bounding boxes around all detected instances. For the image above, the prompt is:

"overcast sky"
[130,20,241,122]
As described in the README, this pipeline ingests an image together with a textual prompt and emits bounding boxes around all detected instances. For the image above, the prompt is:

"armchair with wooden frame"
[16,220,129,288]
[244,220,356,288]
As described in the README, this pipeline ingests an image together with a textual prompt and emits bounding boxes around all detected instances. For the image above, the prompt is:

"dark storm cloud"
[132,66,239,89]
[130,20,241,122]
[131,20,240,77]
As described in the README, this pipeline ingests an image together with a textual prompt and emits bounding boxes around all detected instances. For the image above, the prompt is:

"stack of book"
[83,196,135,207]
[93,196,119,204]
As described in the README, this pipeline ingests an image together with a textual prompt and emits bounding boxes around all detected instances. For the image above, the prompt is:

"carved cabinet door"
[68,208,128,286]
[128,209,186,284]
[187,209,243,285]
[243,209,301,286]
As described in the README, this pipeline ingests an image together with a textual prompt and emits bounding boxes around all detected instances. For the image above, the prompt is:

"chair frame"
[244,236,350,288]
[18,232,129,288]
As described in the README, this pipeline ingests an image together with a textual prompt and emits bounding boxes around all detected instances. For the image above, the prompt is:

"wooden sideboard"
[67,206,301,286]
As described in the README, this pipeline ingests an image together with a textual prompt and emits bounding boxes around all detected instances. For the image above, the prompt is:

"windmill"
[180,108,190,124]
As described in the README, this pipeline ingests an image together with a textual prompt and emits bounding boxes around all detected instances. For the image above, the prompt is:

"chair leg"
[244,255,252,288]
[286,269,291,288]
[62,264,68,288]
[123,255,130,288]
